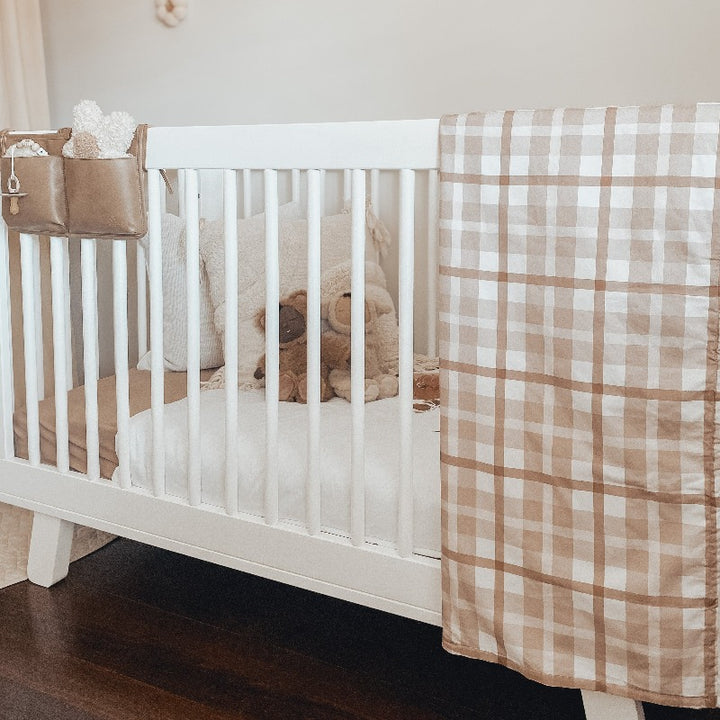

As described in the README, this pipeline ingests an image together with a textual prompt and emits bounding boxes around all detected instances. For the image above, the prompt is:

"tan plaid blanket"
[439,105,720,708]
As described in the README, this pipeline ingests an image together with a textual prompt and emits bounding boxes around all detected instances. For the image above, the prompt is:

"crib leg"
[581,690,645,720]
[26,512,74,587]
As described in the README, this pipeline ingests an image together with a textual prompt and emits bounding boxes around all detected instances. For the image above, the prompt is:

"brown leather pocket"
[1,155,69,235]
[64,157,146,239]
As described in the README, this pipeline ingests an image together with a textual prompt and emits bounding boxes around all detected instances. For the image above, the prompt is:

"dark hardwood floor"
[0,539,718,720]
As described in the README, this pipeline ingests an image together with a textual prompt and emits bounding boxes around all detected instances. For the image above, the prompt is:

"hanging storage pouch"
[64,156,146,238]
[0,124,148,240]
[0,128,71,235]
[64,124,148,240]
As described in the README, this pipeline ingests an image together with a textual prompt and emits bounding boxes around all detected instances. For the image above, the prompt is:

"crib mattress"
[14,375,441,557]
[120,390,442,557]
[13,369,210,478]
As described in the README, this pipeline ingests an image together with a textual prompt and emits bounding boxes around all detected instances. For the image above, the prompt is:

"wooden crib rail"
[144,120,440,171]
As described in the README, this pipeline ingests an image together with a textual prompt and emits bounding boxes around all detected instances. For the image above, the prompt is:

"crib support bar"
[264,169,280,526]
[113,240,131,489]
[81,238,100,481]
[0,220,14,459]
[185,170,202,506]
[351,169,366,547]
[148,169,166,496]
[50,237,70,473]
[306,169,322,536]
[224,169,239,516]
[398,169,415,558]
[20,234,40,465]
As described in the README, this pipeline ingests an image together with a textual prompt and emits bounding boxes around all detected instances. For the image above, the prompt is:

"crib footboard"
[0,120,443,625]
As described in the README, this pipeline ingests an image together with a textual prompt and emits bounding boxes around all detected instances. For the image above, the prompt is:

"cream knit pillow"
[138,203,303,371]
[137,212,223,371]
[200,212,358,386]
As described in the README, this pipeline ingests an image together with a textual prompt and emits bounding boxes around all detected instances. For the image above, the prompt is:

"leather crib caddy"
[0,124,149,240]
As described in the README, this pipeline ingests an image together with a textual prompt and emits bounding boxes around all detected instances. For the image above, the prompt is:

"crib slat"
[0,220,14,459]
[370,169,380,264]
[148,169,166,496]
[185,170,202,506]
[223,169,239,516]
[113,240,131,489]
[319,169,326,216]
[19,234,40,465]
[32,237,44,402]
[50,237,69,473]
[398,169,416,558]
[350,169,366,547]
[306,169,322,536]
[136,243,147,358]
[177,169,187,219]
[426,170,439,357]
[63,239,72,390]
[343,169,352,209]
[242,169,252,219]
[81,238,100,481]
[264,169,280,526]
[291,168,300,204]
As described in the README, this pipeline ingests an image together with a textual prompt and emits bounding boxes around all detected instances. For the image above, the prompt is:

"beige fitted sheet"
[13,369,213,479]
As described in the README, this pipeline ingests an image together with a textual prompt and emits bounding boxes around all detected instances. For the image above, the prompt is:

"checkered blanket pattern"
[439,105,720,708]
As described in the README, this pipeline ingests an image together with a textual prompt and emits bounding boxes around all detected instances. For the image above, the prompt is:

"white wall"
[41,0,720,128]
[36,0,720,375]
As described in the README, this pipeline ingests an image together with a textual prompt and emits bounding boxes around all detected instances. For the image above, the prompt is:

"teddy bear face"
[325,292,376,335]
[256,289,308,348]
[278,303,306,347]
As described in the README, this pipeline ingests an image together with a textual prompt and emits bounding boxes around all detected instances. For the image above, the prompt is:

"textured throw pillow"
[200,211,360,385]
[138,203,302,371]
[137,212,223,371]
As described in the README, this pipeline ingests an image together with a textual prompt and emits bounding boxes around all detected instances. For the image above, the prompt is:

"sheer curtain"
[0,0,53,407]
[0,1,113,588]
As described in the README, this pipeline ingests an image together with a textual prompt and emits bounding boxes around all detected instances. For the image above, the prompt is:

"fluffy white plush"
[138,202,304,372]
[62,100,136,159]
[200,211,361,386]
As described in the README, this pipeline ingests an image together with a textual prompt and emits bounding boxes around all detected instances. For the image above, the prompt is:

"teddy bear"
[413,370,440,411]
[321,260,398,374]
[323,288,399,403]
[62,100,137,160]
[253,289,351,403]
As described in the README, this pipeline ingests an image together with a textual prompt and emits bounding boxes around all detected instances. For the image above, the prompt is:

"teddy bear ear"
[290,289,308,312]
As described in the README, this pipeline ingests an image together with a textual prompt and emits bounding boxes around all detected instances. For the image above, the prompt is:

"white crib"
[0,119,644,720]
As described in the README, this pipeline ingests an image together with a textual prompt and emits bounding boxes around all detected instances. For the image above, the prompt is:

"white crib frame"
[0,119,643,720]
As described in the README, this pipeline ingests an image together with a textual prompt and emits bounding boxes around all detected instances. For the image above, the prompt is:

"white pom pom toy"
[62,100,137,159]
